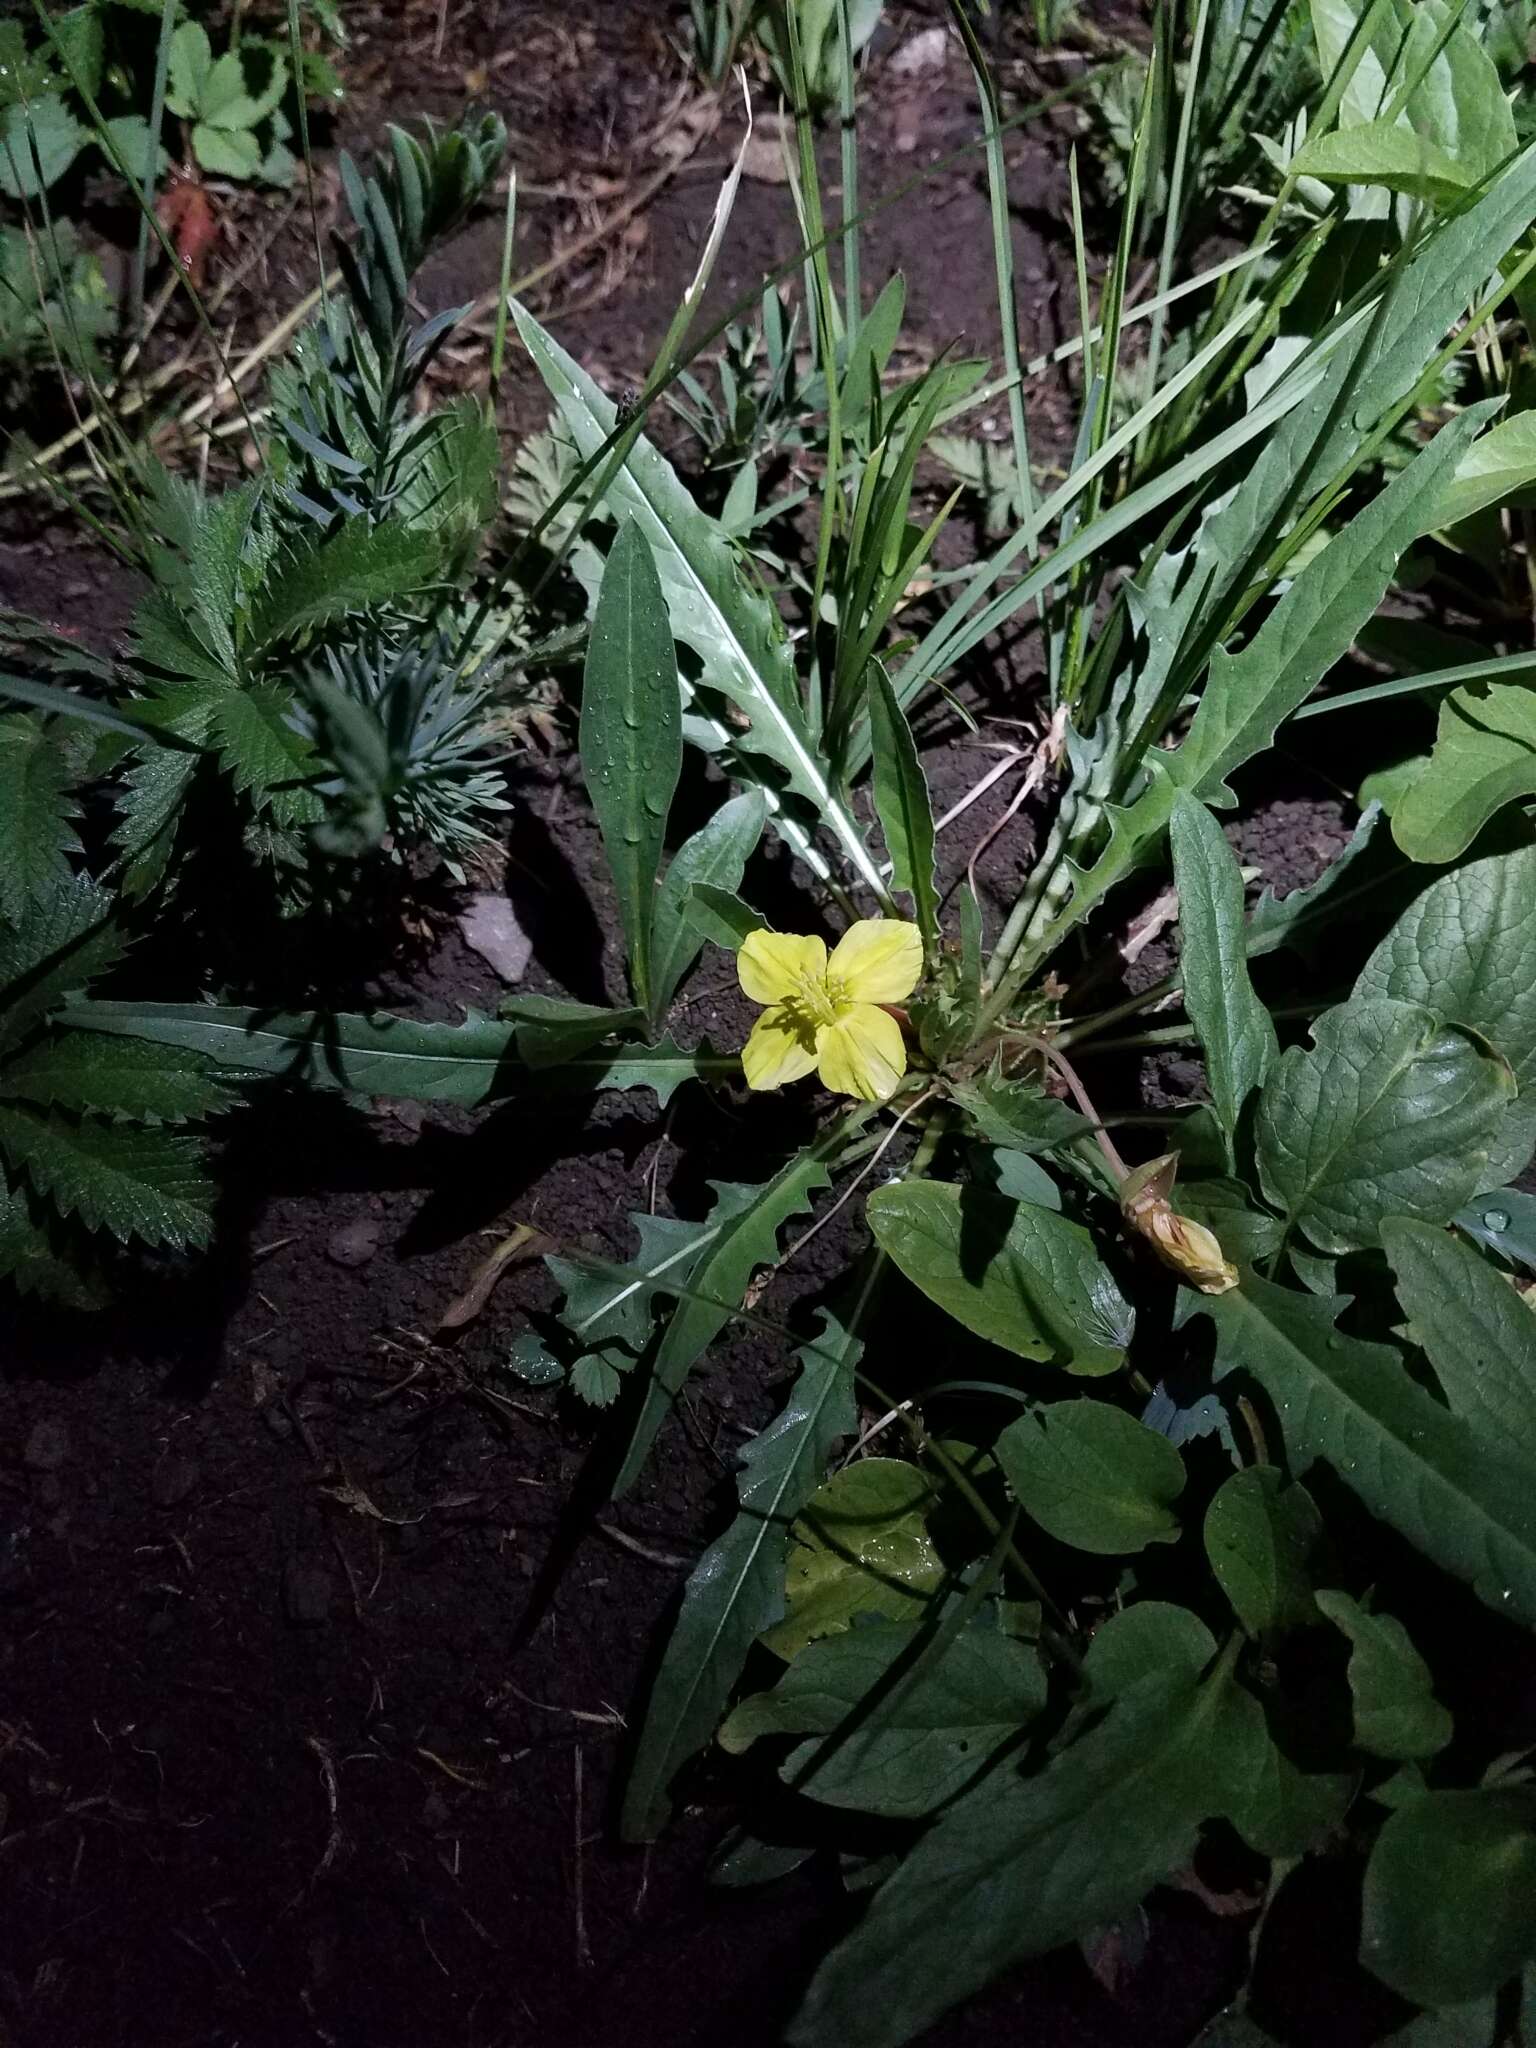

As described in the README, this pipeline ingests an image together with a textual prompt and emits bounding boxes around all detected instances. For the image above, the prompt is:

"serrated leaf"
[193,121,262,180]
[949,1071,1091,1154]
[1198,1275,1536,1626]
[550,1185,764,1354]
[1362,1789,1536,2008]
[0,97,84,199]
[650,792,766,1014]
[1255,996,1512,1255]
[510,300,883,898]
[569,1352,622,1407]
[1390,682,1536,864]
[0,1104,212,1249]
[1357,847,1536,1182]
[1171,796,1277,1163]
[1383,1218,1536,1467]
[868,664,938,952]
[0,1166,106,1308]
[0,878,122,1054]
[497,992,641,1067]
[0,714,79,919]
[622,1297,863,1841]
[0,1034,228,1125]
[1315,1589,1452,1762]
[866,1181,1134,1374]
[997,1401,1185,1554]
[722,1615,1047,1818]
[250,521,444,650]
[614,1133,844,1495]
[1204,1466,1322,1635]
[763,1459,945,1660]
[581,520,682,1016]
[525,1033,738,1105]
[211,685,319,819]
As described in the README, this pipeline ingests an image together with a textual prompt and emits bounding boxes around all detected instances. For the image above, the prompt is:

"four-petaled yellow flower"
[739,918,922,1102]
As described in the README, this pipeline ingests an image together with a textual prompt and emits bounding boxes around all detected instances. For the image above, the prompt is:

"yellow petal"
[827,918,923,1004]
[742,1005,820,1091]
[815,1002,907,1101]
[738,929,827,1006]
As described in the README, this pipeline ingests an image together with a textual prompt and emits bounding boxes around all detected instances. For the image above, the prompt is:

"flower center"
[789,969,848,1032]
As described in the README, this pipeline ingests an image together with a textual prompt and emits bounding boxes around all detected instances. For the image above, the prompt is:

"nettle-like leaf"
[763,1459,945,1661]
[0,1034,229,1126]
[0,715,80,920]
[721,1614,1047,1819]
[0,1103,212,1250]
[0,877,122,1054]
[1362,1788,1536,2009]
[0,1165,105,1308]
[1357,845,1536,1181]
[867,1181,1132,1374]
[1204,1466,1322,1636]
[1255,996,1512,1255]
[580,520,682,1018]
[622,1298,863,1842]
[1199,1276,1536,1626]
[1384,1218,1536,1467]
[1170,795,1277,1162]
[791,1604,1338,2048]
[996,1401,1185,1554]
[1314,1589,1452,1763]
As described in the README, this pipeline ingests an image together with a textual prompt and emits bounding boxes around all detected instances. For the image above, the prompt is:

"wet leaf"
[763,1459,944,1661]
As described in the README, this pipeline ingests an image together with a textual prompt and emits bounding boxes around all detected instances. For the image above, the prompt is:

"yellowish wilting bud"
[1119,1153,1239,1297]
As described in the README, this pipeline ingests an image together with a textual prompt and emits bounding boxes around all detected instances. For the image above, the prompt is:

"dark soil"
[0,7,1393,2048]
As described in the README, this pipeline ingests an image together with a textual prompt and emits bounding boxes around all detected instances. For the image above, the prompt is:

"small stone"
[151,1454,200,1509]
[421,1790,450,1831]
[282,1561,333,1625]
[23,1420,70,1472]
[457,893,533,984]
[327,1219,383,1269]
[890,25,949,75]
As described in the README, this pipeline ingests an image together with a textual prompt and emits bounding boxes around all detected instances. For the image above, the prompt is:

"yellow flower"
[738,919,922,1102]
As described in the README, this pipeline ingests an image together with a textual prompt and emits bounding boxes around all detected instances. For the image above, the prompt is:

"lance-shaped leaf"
[1290,121,1470,206]
[1255,996,1512,1254]
[550,1184,767,1354]
[649,790,766,1015]
[684,882,767,951]
[580,520,682,1016]
[1171,795,1277,1162]
[510,300,885,899]
[790,1605,1327,2048]
[1362,1788,1536,2009]
[612,1127,853,1495]
[867,1181,1133,1374]
[1178,406,1493,806]
[1383,1218,1536,1468]
[1358,843,1536,1182]
[868,664,939,952]
[1198,1275,1536,1626]
[621,1296,863,1841]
